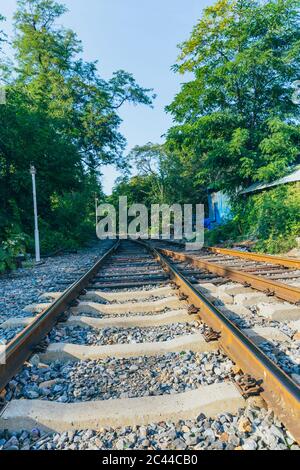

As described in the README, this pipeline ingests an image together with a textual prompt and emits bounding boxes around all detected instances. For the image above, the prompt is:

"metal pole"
[30,165,41,263]
[95,196,98,228]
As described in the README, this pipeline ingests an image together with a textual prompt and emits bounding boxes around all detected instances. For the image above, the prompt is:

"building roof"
[240,165,300,195]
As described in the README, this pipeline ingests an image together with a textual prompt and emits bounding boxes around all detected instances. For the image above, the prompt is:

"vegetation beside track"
[111,0,300,254]
[0,0,154,271]
[1,0,300,269]
[205,183,300,254]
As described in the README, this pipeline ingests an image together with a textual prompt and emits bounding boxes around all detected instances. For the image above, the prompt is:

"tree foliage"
[112,142,206,207]
[206,183,300,254]
[111,0,300,253]
[12,0,154,170]
[166,0,300,192]
[0,0,154,263]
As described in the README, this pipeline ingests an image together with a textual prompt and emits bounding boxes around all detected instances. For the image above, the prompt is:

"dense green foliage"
[1,0,299,264]
[166,0,300,193]
[240,183,300,253]
[0,0,153,270]
[112,0,300,252]
[110,143,206,206]
[206,183,300,253]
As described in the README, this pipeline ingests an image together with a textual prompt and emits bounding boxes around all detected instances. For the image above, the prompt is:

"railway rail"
[207,247,300,270]
[0,240,299,450]
[152,241,300,304]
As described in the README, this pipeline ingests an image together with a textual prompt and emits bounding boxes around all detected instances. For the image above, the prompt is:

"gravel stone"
[0,240,114,326]
[1,404,294,450]
[1,241,299,452]
[48,322,201,346]
[5,351,234,402]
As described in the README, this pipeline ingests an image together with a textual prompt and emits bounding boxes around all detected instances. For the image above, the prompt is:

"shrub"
[206,183,300,254]
[0,229,27,273]
[26,189,98,255]
[205,221,242,246]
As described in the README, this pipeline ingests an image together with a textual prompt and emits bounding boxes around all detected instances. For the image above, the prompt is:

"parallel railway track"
[207,246,300,270]
[0,240,299,450]
[152,241,300,304]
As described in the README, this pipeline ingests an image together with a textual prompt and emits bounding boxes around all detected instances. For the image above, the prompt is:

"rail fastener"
[140,242,300,442]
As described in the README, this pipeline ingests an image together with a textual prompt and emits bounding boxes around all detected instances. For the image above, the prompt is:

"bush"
[26,189,98,255]
[49,190,96,245]
[206,183,300,254]
[237,183,300,253]
[205,221,241,246]
[0,229,27,273]
[37,221,80,254]
[1,171,102,262]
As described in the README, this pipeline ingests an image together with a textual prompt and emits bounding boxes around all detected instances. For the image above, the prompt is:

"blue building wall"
[208,191,232,228]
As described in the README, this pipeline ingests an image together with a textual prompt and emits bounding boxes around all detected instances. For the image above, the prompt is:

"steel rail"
[140,242,300,442]
[152,239,300,269]
[158,248,300,304]
[0,241,120,392]
[208,247,300,270]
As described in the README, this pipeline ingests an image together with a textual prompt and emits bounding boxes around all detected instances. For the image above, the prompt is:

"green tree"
[109,175,156,208]
[0,0,154,259]
[166,0,300,192]
[128,143,168,203]
[13,0,154,170]
[125,142,206,205]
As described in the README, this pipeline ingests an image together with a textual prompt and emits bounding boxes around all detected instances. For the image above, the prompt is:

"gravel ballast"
[0,241,114,325]
[48,322,200,346]
[0,406,298,450]
[1,241,299,452]
[5,351,233,402]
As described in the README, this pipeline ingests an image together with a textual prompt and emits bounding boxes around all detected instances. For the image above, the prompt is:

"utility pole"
[30,165,41,263]
[95,194,99,228]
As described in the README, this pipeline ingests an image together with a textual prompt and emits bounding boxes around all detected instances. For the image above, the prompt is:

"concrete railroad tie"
[40,333,218,363]
[0,309,190,330]
[40,286,175,303]
[71,297,186,316]
[23,297,185,316]
[0,383,245,432]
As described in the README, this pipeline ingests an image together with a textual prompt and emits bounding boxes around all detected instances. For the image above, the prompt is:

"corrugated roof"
[240,165,300,195]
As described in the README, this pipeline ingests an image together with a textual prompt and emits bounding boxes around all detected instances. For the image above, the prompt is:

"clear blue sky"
[1,0,214,194]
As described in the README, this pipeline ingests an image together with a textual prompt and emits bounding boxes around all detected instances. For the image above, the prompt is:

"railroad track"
[151,240,300,304]
[0,240,299,450]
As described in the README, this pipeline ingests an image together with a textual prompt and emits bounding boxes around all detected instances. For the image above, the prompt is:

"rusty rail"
[158,248,300,304]
[0,241,119,392]
[141,242,300,442]
[1,238,300,441]
[208,247,300,270]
